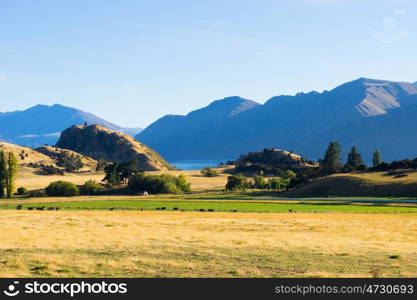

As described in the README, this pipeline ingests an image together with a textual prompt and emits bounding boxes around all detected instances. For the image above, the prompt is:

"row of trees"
[225,170,296,191]
[128,173,191,194]
[45,180,103,197]
[102,160,191,194]
[0,151,18,198]
[321,142,382,175]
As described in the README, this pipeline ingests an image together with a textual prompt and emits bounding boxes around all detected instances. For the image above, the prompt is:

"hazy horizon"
[0,0,416,127]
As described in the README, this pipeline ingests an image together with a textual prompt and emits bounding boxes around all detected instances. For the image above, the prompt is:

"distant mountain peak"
[0,104,140,147]
[186,96,259,119]
[137,77,417,162]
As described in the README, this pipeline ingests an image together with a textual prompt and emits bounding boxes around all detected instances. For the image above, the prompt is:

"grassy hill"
[0,142,56,165]
[283,171,417,198]
[235,148,318,175]
[56,124,175,171]
[36,146,98,172]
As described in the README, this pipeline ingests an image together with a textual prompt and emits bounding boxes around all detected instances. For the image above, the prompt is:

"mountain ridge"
[136,78,417,162]
[0,104,142,147]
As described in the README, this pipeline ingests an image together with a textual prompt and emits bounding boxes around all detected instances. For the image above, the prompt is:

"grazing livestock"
[199,209,205,212]
[208,209,215,212]
[28,207,34,210]
[160,207,166,210]
[36,207,45,211]
[231,209,238,212]
[48,207,55,211]
[16,205,22,210]
[173,207,179,211]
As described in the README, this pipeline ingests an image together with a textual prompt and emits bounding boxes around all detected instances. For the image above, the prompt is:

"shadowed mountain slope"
[136,78,417,162]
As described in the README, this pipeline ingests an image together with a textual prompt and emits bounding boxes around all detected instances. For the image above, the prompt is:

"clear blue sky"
[0,0,416,127]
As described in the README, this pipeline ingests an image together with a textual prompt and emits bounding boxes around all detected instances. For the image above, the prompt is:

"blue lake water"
[169,159,232,170]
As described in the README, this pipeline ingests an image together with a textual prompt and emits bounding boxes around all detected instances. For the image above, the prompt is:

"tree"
[253,175,267,189]
[17,187,28,196]
[282,170,296,180]
[103,160,139,187]
[225,175,249,191]
[0,151,6,198]
[128,173,191,194]
[345,146,364,170]
[269,178,283,191]
[46,181,79,197]
[80,180,103,195]
[201,167,219,177]
[373,149,382,167]
[5,152,17,198]
[321,142,342,175]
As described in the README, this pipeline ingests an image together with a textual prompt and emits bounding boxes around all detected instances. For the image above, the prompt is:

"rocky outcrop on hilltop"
[56,124,174,171]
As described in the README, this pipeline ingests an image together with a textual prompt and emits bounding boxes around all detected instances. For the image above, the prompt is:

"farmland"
[0,210,416,277]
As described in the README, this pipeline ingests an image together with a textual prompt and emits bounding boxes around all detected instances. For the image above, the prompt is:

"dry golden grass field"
[15,166,230,191]
[0,210,416,278]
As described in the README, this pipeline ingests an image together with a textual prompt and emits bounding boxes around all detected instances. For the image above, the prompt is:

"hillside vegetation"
[235,148,317,175]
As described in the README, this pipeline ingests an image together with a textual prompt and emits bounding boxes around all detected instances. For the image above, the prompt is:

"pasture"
[0,210,416,277]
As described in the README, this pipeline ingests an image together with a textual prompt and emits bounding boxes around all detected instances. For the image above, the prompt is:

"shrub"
[45,181,79,197]
[252,175,267,189]
[128,173,191,194]
[269,177,288,191]
[16,187,28,196]
[201,167,219,177]
[28,190,45,198]
[56,152,84,172]
[80,180,102,195]
[225,175,249,190]
[40,165,64,175]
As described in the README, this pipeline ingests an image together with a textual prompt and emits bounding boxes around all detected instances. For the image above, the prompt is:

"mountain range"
[0,104,141,147]
[136,78,417,163]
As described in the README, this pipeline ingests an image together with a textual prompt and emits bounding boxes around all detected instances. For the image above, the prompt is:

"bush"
[225,175,249,190]
[269,177,288,191]
[80,180,102,195]
[28,190,46,198]
[201,167,219,177]
[45,181,79,197]
[16,187,28,196]
[128,173,191,194]
[40,165,64,175]
[252,175,268,189]
[56,152,84,172]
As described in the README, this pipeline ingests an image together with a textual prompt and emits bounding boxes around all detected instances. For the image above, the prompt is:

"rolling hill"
[0,142,98,173]
[281,172,417,198]
[136,78,417,163]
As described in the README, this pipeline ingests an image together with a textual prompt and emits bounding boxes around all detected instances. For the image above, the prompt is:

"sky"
[0,0,416,127]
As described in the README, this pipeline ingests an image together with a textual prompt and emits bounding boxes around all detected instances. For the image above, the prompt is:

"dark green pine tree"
[321,141,342,175]
[372,149,382,167]
[346,146,364,170]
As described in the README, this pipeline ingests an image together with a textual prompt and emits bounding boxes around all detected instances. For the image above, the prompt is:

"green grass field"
[2,196,417,213]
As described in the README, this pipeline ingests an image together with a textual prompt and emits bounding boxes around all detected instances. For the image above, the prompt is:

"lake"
[169,159,232,170]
